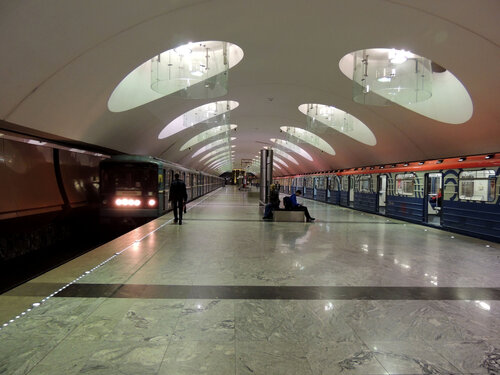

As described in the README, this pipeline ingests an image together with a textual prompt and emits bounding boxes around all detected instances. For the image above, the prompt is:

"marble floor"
[0,186,499,375]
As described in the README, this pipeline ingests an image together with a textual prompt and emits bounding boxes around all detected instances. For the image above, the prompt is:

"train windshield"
[100,163,157,194]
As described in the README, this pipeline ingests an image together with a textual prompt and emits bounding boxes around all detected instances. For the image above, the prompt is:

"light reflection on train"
[99,155,223,223]
[274,154,500,242]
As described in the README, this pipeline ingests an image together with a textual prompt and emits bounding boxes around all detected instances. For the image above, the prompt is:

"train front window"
[101,163,158,194]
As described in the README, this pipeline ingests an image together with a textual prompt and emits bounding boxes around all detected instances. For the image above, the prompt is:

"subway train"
[99,155,224,222]
[0,130,224,261]
[274,153,500,242]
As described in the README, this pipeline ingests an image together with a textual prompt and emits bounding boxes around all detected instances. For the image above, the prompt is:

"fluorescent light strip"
[270,138,313,161]
[273,156,289,168]
[199,146,231,162]
[193,137,236,158]
[280,126,335,155]
[272,148,299,165]
[181,125,237,151]
[207,156,232,169]
[159,100,239,139]
[205,150,235,165]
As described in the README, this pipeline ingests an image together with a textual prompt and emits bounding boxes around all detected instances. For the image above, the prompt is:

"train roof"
[100,155,222,178]
[277,153,500,178]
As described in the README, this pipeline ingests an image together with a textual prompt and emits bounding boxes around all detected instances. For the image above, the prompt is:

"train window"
[317,177,325,189]
[332,176,339,190]
[341,176,349,191]
[306,178,313,188]
[395,173,415,196]
[459,170,496,201]
[359,175,372,193]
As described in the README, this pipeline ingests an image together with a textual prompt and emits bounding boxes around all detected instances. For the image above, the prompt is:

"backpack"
[283,196,292,210]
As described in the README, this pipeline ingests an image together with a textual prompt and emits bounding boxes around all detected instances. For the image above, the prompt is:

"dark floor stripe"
[49,284,500,300]
[183,218,400,224]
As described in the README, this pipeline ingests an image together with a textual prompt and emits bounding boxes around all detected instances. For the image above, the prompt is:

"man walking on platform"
[169,173,188,225]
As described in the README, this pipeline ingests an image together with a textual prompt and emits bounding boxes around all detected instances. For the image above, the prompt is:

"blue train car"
[326,175,340,205]
[274,154,500,242]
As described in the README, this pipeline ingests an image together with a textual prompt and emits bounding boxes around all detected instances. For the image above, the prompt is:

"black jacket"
[169,178,188,202]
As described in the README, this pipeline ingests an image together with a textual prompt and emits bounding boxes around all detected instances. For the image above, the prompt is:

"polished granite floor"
[0,186,499,375]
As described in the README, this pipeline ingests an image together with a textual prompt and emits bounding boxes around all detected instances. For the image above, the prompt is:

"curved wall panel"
[1,139,63,219]
[59,150,101,208]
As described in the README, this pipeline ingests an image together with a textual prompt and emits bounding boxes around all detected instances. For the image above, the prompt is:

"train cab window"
[459,170,496,202]
[395,173,416,196]
[100,163,158,194]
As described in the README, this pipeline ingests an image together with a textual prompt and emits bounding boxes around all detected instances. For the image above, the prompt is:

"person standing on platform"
[290,190,315,222]
[169,173,188,225]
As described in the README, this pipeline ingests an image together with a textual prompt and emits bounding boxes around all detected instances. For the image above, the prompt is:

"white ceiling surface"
[1,0,499,175]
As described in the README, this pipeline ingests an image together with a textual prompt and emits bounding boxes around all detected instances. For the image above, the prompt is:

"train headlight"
[148,199,156,206]
[115,198,142,207]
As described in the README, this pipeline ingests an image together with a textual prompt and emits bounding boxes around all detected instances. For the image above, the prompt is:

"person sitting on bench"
[288,190,315,222]
[263,184,280,220]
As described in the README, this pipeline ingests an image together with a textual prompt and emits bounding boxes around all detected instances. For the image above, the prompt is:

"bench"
[273,209,306,222]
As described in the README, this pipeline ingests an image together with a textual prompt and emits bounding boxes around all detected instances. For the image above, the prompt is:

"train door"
[162,168,166,211]
[340,175,349,206]
[326,176,331,201]
[167,170,174,209]
[335,175,341,204]
[349,175,355,207]
[425,173,443,226]
[377,174,387,214]
[313,177,318,199]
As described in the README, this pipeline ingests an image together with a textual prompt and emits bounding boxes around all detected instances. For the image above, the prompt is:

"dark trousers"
[263,202,279,218]
[172,200,184,221]
[292,206,312,220]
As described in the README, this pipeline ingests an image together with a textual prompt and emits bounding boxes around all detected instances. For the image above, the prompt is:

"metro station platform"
[1,186,499,375]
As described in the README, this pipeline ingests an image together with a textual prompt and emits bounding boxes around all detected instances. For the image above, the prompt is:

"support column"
[259,148,273,205]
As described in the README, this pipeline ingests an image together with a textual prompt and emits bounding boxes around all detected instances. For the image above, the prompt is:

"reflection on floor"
[0,186,499,375]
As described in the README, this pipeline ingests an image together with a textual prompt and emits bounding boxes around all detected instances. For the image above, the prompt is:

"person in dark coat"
[169,173,188,225]
[263,184,281,219]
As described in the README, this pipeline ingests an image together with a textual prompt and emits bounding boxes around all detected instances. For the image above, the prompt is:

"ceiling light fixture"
[351,48,432,106]
[151,41,232,99]
[299,103,376,146]
[159,100,238,139]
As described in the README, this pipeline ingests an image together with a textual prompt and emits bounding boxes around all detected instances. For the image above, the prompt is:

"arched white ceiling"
[0,1,498,176]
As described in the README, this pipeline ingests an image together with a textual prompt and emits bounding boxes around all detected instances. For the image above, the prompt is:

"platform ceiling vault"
[0,0,499,175]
